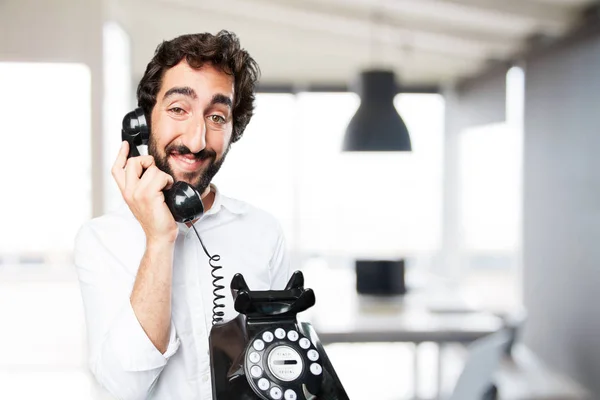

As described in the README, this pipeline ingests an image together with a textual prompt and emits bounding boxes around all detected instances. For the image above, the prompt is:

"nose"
[181,117,206,154]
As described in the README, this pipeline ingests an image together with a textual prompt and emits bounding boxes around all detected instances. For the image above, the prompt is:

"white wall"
[523,28,600,395]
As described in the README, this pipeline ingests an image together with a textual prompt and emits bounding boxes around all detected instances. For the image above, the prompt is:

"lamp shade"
[342,70,412,151]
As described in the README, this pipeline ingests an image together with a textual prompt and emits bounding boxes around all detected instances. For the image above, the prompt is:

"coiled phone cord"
[191,224,225,325]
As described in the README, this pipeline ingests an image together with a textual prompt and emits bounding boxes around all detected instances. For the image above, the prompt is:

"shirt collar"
[176,183,248,233]
[203,183,248,216]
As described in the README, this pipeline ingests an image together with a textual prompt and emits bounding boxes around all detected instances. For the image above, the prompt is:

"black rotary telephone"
[209,271,350,400]
[121,107,205,223]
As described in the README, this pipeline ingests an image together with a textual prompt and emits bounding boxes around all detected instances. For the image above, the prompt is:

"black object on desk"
[355,259,407,295]
[209,271,350,400]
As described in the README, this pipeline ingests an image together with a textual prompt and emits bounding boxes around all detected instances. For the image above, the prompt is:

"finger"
[164,174,175,190]
[138,166,175,195]
[124,155,156,191]
[111,141,129,191]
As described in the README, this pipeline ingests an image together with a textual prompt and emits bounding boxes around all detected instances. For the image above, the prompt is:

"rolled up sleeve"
[108,300,180,371]
[74,224,180,400]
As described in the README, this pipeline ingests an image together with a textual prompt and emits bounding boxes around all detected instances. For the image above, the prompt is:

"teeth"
[175,155,197,164]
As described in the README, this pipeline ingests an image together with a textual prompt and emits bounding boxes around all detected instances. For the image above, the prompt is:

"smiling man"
[74,31,290,400]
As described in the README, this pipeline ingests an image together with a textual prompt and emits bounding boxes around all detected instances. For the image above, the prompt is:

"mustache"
[166,144,216,161]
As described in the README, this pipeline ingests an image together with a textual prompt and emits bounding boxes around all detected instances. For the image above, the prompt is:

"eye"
[209,115,226,124]
[169,107,185,115]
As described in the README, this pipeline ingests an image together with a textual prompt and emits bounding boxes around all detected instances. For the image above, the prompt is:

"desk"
[311,300,503,345]
[300,265,504,398]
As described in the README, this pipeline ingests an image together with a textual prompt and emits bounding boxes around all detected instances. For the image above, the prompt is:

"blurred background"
[1,0,600,399]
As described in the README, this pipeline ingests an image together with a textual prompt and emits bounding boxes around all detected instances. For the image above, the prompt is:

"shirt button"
[202,374,209,383]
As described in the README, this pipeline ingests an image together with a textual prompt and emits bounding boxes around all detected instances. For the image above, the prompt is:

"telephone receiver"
[121,107,205,223]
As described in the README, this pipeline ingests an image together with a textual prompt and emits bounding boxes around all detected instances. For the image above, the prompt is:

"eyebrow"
[163,86,197,101]
[210,93,233,110]
[163,86,232,110]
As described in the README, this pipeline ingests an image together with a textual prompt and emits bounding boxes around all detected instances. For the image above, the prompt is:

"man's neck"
[185,185,215,228]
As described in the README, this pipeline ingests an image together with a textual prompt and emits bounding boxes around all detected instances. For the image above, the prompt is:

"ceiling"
[109,0,597,89]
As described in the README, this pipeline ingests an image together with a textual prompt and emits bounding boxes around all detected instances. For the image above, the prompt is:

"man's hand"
[112,141,178,244]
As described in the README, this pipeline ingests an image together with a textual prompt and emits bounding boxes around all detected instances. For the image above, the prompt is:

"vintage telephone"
[210,271,350,400]
[122,108,349,399]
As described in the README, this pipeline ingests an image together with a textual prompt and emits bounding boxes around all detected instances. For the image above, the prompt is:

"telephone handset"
[121,107,204,223]
[209,271,350,400]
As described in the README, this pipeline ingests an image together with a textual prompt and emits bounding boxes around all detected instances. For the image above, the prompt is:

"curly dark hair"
[137,30,260,143]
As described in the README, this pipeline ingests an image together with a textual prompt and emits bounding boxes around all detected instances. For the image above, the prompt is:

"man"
[74,31,290,400]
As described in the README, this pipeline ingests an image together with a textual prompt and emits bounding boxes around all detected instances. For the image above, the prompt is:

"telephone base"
[210,315,349,400]
[209,271,350,400]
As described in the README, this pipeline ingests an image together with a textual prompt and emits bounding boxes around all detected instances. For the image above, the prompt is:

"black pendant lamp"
[342,69,412,151]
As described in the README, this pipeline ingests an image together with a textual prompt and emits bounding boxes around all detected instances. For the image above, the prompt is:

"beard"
[148,136,230,195]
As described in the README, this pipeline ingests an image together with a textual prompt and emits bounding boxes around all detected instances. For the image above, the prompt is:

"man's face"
[148,60,234,194]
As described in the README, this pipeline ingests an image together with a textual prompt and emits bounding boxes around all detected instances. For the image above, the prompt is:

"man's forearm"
[130,239,175,354]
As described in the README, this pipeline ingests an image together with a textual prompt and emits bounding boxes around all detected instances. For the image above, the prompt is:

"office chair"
[447,329,510,400]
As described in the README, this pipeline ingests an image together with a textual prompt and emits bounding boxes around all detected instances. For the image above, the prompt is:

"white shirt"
[74,184,291,400]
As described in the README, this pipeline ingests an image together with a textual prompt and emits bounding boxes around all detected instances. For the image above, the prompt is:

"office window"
[0,62,92,259]
[457,66,524,311]
[459,122,522,253]
[459,67,524,258]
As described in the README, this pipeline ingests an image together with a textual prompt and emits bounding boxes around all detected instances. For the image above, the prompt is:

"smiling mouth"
[170,153,207,172]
